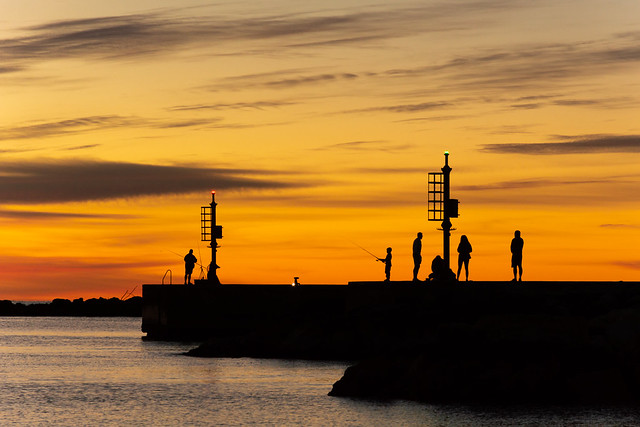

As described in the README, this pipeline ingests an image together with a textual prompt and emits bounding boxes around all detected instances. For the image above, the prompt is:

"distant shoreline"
[0,297,142,317]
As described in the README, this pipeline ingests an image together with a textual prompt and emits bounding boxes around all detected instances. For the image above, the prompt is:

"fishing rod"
[197,242,206,279]
[349,240,382,262]
[167,249,207,269]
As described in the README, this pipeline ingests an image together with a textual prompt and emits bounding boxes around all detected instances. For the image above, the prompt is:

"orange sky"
[1,1,639,300]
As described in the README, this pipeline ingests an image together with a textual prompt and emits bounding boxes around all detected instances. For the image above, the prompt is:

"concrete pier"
[142,281,640,341]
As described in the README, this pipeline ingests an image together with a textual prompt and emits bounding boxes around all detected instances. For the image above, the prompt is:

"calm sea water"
[1,317,640,426]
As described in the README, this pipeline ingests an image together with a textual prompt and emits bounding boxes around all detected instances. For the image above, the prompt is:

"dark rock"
[329,309,640,404]
[175,282,640,404]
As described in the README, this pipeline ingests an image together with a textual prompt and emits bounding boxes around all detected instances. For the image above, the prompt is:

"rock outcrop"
[182,282,640,404]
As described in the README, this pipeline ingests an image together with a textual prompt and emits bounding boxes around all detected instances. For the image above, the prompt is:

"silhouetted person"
[184,249,197,285]
[428,255,456,282]
[378,247,392,282]
[429,255,445,281]
[511,230,524,281]
[457,235,472,281]
[412,232,423,281]
[207,261,220,285]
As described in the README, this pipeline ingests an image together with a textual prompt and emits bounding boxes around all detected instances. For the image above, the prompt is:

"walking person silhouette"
[456,235,472,281]
[510,230,524,282]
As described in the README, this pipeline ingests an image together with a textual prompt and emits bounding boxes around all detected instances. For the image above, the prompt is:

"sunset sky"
[1,0,639,300]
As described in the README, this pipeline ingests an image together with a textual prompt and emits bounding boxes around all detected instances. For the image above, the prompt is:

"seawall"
[142,281,640,342]
[143,281,640,403]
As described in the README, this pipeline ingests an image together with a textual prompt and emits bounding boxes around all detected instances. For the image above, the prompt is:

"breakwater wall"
[142,283,348,341]
[142,281,640,343]
[143,281,640,403]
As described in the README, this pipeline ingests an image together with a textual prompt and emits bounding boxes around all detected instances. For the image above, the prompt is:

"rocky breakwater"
[186,282,640,404]
[329,282,640,404]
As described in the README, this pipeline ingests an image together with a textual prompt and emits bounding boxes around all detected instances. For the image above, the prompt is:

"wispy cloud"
[345,101,451,115]
[600,223,640,229]
[351,166,427,174]
[0,1,545,76]
[455,173,640,207]
[0,4,487,72]
[395,115,467,123]
[264,73,358,88]
[0,209,139,220]
[457,177,617,192]
[481,135,640,155]
[208,72,360,91]
[612,261,640,271]
[61,144,101,151]
[0,116,142,141]
[316,140,386,150]
[168,100,297,111]
[382,32,640,96]
[0,115,223,141]
[314,140,414,152]
[0,159,306,204]
[507,97,634,111]
[155,118,221,129]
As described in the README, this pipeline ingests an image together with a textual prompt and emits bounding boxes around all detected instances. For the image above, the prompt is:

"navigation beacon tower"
[201,191,223,285]
[428,151,459,273]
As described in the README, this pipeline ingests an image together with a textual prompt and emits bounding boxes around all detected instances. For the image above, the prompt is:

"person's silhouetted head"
[460,235,469,244]
[189,249,194,254]
[514,230,521,238]
[417,232,423,239]
[387,247,392,253]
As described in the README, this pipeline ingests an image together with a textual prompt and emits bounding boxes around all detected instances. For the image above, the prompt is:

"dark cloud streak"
[382,34,640,96]
[169,100,296,111]
[0,1,536,75]
[0,160,305,204]
[0,115,141,141]
[0,115,222,141]
[314,140,415,152]
[343,101,451,115]
[457,178,616,192]
[0,209,139,220]
[481,135,640,154]
[0,5,475,71]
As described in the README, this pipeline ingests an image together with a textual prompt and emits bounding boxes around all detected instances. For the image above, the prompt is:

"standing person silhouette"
[510,230,524,282]
[378,247,392,282]
[184,249,197,285]
[456,235,472,281]
[412,232,423,281]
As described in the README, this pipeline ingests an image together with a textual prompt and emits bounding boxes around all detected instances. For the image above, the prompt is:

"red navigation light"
[211,190,216,194]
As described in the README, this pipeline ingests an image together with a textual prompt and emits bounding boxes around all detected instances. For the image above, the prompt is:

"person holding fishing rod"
[352,241,393,282]
[378,247,392,282]
[184,249,197,285]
